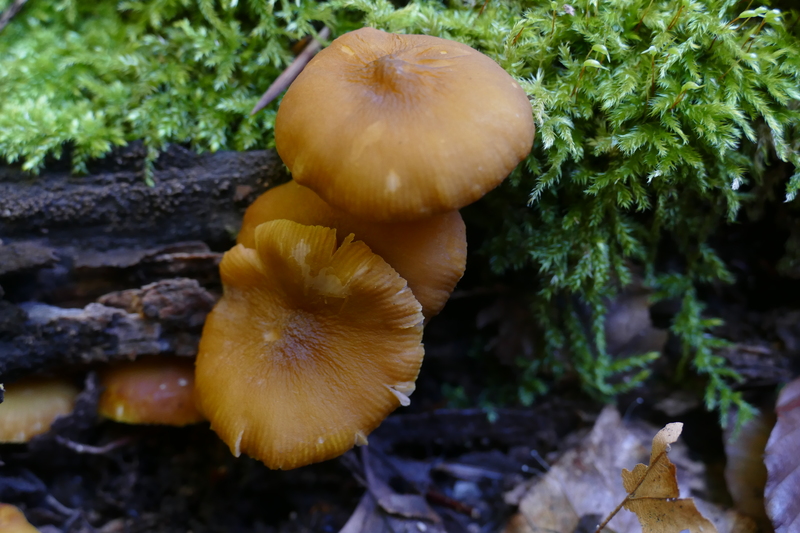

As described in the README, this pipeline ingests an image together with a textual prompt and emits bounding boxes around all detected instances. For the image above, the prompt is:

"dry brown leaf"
[764,377,800,533]
[339,448,444,533]
[599,423,718,533]
[505,407,644,533]
[724,409,774,530]
[505,406,753,533]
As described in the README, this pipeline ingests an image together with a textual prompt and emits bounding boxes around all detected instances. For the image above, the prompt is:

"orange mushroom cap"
[98,358,204,426]
[196,219,424,470]
[275,27,535,222]
[0,378,78,443]
[237,180,466,320]
[0,504,41,533]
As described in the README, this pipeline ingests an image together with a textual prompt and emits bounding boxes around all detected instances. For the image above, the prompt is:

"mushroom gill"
[195,219,424,470]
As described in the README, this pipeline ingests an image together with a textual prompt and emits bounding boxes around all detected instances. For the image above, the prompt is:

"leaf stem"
[595,450,669,532]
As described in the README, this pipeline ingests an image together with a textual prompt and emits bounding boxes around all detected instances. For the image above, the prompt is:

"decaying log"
[0,144,286,380]
[0,241,59,276]
[0,279,216,381]
[0,143,286,249]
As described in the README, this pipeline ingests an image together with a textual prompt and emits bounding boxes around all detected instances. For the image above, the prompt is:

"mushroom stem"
[250,27,331,116]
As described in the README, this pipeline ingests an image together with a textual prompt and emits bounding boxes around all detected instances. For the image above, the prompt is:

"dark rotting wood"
[0,143,287,250]
[0,144,287,382]
[0,279,216,382]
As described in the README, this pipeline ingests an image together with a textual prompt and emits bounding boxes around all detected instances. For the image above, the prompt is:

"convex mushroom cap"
[275,27,535,222]
[0,378,78,443]
[196,219,424,470]
[98,358,204,426]
[237,180,466,320]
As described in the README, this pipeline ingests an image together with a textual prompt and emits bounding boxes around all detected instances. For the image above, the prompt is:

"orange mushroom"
[195,219,424,470]
[0,378,78,443]
[98,358,204,426]
[275,27,535,222]
[237,180,466,320]
[0,504,41,533]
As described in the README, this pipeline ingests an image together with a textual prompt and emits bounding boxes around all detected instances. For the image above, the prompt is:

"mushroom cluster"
[196,27,535,469]
[237,180,467,321]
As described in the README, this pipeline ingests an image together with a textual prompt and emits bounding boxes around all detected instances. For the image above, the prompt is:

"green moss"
[3,0,799,425]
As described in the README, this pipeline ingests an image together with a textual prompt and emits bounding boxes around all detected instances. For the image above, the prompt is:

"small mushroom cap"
[238,180,466,319]
[275,27,535,222]
[196,219,424,470]
[0,378,78,443]
[98,358,204,426]
[0,504,41,533]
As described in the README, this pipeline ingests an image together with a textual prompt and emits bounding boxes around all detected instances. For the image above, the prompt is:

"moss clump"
[2,0,799,424]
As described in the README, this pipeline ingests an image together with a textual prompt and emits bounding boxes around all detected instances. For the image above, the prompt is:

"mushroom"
[237,180,466,320]
[195,219,424,470]
[0,504,41,533]
[275,27,535,222]
[0,377,78,443]
[98,358,204,426]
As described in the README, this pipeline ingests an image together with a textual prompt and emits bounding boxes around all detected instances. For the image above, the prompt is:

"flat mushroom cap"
[0,378,78,443]
[275,27,535,222]
[196,219,425,470]
[98,358,204,426]
[238,180,466,320]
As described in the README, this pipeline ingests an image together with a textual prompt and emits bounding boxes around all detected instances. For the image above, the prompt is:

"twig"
[666,3,684,32]
[745,16,767,53]
[56,435,134,455]
[0,0,29,34]
[426,490,480,519]
[511,27,525,46]
[46,493,87,533]
[529,449,551,472]
[635,0,654,32]
[250,26,330,115]
[45,495,76,516]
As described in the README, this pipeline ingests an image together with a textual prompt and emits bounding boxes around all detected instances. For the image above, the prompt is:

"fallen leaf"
[339,492,446,533]
[764,377,800,533]
[339,448,445,533]
[505,407,643,533]
[505,406,750,533]
[724,409,774,530]
[604,422,717,533]
[604,287,668,357]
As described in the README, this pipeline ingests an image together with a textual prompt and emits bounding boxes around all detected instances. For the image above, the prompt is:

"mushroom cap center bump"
[275,27,535,222]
